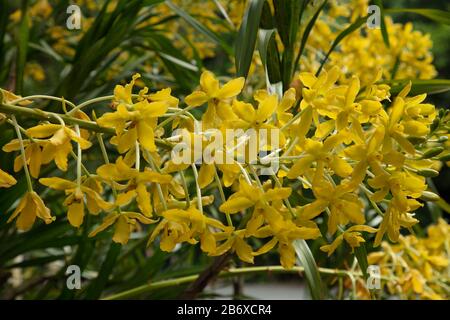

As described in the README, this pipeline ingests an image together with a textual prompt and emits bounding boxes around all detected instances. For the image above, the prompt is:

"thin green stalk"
[102,265,366,300]
[179,171,191,209]
[68,95,114,115]
[145,150,168,211]
[135,141,140,171]
[271,172,297,218]
[10,95,77,110]
[360,184,385,217]
[191,164,203,216]
[96,133,120,212]
[0,102,114,134]
[10,115,33,192]
[213,165,232,226]
[74,125,82,188]
[280,105,310,131]
[156,104,197,130]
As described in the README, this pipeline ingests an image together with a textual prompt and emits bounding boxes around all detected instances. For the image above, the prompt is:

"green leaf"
[59,214,96,300]
[354,245,369,280]
[294,0,328,75]
[293,239,325,300]
[385,8,450,25]
[165,0,233,55]
[235,0,265,78]
[57,0,144,100]
[316,15,368,76]
[274,0,304,89]
[386,79,450,95]
[436,197,450,214]
[85,241,122,299]
[141,32,199,91]
[5,255,66,269]
[257,29,281,84]
[0,0,9,72]
[158,52,199,72]
[373,0,390,48]
[273,0,302,48]
[15,0,30,94]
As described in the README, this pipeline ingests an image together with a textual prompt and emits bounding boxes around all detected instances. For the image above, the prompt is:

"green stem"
[191,164,203,216]
[214,165,232,226]
[280,105,310,131]
[179,170,191,209]
[145,150,168,212]
[75,125,82,188]
[0,102,114,134]
[11,95,77,110]
[102,265,365,300]
[156,104,197,130]
[68,95,114,115]
[96,133,121,213]
[271,172,297,218]
[10,115,33,192]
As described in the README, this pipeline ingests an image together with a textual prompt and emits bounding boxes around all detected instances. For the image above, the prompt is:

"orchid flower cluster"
[0,67,448,269]
[351,219,450,300]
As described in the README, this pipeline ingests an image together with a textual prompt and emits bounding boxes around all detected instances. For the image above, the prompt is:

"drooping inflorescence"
[1,66,448,270]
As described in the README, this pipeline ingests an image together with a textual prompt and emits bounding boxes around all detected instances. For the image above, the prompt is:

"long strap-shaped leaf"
[385,8,450,25]
[166,0,233,55]
[293,239,325,300]
[373,0,390,48]
[15,0,30,94]
[316,16,368,76]
[293,0,328,75]
[384,79,450,95]
[85,242,122,299]
[235,0,265,78]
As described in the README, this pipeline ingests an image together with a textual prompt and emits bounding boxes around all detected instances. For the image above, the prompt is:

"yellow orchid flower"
[97,74,178,153]
[0,168,17,188]
[299,169,366,235]
[185,70,245,108]
[3,139,45,178]
[252,218,321,269]
[185,70,244,129]
[25,123,92,171]
[148,207,231,252]
[7,191,55,231]
[320,225,377,256]
[39,177,114,228]
[97,157,172,217]
[0,88,32,105]
[287,131,353,179]
[219,178,291,215]
[89,211,157,245]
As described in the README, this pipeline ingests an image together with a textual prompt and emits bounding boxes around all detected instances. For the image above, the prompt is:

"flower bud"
[416,169,439,177]
[420,191,440,202]
[422,147,444,159]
